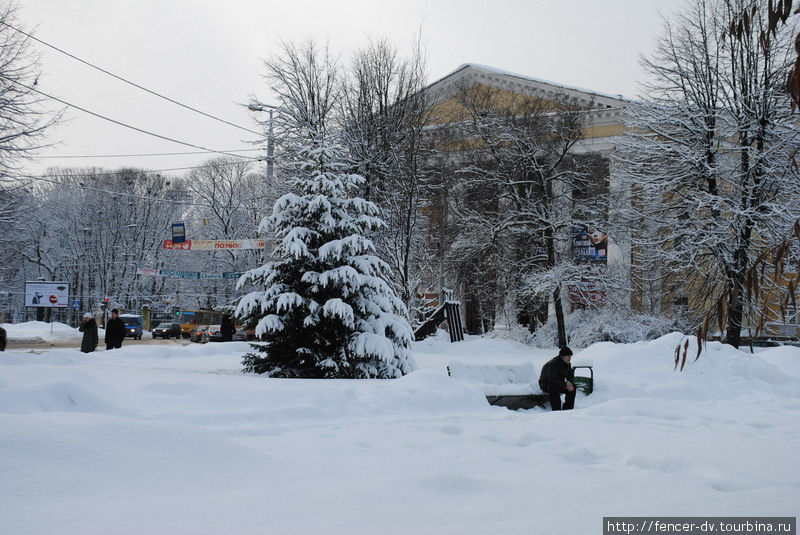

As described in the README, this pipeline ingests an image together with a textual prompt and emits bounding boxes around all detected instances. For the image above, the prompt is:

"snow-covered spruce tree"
[236,139,415,378]
[236,39,414,378]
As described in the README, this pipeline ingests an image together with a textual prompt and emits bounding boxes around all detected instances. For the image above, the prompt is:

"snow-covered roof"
[425,63,628,109]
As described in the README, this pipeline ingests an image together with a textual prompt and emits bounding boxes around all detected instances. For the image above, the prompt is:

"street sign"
[172,223,186,244]
[71,300,81,310]
[136,267,245,279]
[159,269,201,279]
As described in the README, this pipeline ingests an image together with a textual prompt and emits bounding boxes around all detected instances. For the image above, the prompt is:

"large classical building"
[415,64,798,341]
[417,64,631,333]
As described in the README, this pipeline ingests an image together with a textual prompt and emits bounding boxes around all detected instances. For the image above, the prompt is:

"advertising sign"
[569,279,607,305]
[162,239,192,250]
[162,239,266,250]
[574,225,608,263]
[25,281,70,308]
[172,223,186,243]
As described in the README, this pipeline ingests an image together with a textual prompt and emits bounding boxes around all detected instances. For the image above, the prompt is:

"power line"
[0,20,263,137]
[3,77,260,161]
[36,149,261,159]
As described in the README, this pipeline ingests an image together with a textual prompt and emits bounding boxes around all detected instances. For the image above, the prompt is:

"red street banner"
[163,240,192,250]
[162,239,266,250]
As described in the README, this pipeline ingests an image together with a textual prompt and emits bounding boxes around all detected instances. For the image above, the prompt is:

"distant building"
[417,64,629,333]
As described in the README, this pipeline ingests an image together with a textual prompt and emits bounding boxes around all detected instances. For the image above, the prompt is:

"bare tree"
[0,1,61,304]
[252,38,341,150]
[614,0,800,349]
[0,1,59,180]
[184,157,276,308]
[339,37,435,312]
[15,168,189,319]
[443,82,602,346]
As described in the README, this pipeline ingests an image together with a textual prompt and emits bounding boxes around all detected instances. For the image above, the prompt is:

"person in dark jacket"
[0,325,6,351]
[78,313,98,353]
[538,346,576,411]
[104,309,125,350]
[220,314,236,342]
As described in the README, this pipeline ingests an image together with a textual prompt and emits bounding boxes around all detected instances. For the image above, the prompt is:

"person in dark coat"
[538,346,576,411]
[78,313,98,353]
[104,308,125,350]
[220,314,236,342]
[0,325,7,351]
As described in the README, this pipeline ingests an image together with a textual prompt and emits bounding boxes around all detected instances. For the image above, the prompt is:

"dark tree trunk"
[554,286,567,348]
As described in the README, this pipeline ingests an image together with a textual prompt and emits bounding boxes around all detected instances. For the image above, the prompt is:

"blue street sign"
[172,223,186,244]
[71,300,80,310]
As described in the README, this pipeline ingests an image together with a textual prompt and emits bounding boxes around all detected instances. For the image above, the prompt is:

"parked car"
[152,322,182,339]
[190,325,209,343]
[119,314,143,340]
[232,331,247,342]
[205,325,223,342]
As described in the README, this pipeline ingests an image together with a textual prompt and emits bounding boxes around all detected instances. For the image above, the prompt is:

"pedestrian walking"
[104,308,125,350]
[220,314,236,342]
[78,313,98,353]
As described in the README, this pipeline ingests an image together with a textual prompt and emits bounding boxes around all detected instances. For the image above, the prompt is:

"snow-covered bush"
[489,308,679,349]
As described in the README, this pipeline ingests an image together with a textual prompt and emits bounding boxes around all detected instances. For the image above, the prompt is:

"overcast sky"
[18,0,684,178]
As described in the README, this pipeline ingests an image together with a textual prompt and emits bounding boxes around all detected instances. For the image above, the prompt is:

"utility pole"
[266,108,274,183]
[248,103,285,184]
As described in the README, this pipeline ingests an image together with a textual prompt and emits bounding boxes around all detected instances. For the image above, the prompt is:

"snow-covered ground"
[3,320,86,343]
[1,322,798,535]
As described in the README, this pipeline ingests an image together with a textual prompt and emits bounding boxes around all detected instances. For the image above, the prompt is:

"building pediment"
[423,64,628,150]
[425,64,627,111]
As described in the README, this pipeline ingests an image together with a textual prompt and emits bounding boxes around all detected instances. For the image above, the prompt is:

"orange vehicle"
[174,310,222,338]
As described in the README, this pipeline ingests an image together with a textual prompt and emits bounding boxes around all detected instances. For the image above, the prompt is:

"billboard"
[574,225,607,263]
[25,281,70,308]
[572,225,608,305]
[569,279,607,305]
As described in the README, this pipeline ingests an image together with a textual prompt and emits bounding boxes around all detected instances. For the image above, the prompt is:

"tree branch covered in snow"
[438,82,609,345]
[339,37,438,315]
[613,0,800,348]
[0,1,61,274]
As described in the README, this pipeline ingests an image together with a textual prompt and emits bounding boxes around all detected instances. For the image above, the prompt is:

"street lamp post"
[248,102,289,268]
[248,102,288,183]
